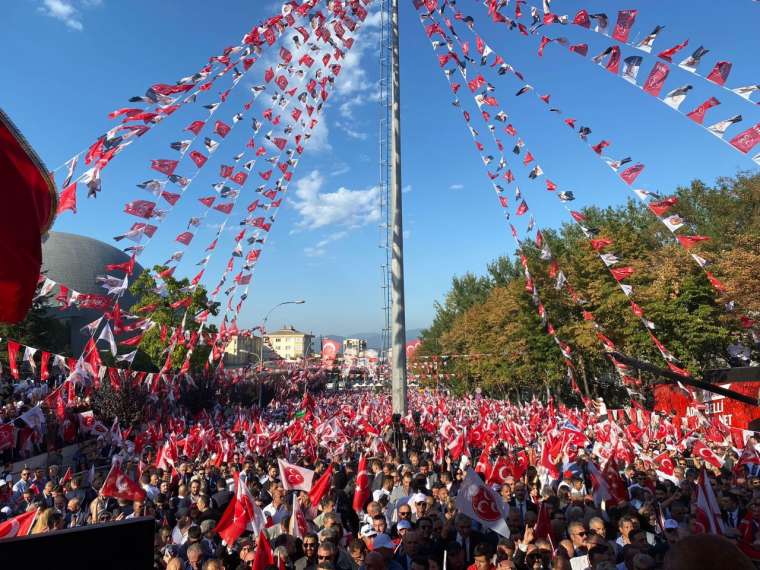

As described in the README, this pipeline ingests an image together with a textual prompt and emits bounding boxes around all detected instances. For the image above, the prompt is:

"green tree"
[127,266,219,371]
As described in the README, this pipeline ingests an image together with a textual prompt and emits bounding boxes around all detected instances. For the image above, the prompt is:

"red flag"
[0,509,37,540]
[692,441,723,469]
[653,452,676,478]
[729,123,760,154]
[657,39,689,62]
[694,469,723,535]
[308,464,333,507]
[642,62,669,97]
[620,163,645,185]
[7,340,20,379]
[515,200,528,216]
[185,120,205,135]
[214,120,231,138]
[150,159,178,176]
[189,150,207,168]
[706,61,732,86]
[57,183,77,214]
[252,530,275,570]
[100,463,146,501]
[612,10,637,43]
[40,351,50,381]
[352,455,370,512]
[215,474,266,545]
[686,97,720,125]
[676,235,710,249]
[610,266,634,281]
[533,502,551,539]
[648,197,678,216]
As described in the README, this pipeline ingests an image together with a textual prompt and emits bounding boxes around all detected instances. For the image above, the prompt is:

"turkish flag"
[215,473,266,545]
[455,468,509,537]
[277,458,314,492]
[692,441,724,469]
[0,110,56,323]
[308,464,333,507]
[352,455,370,512]
[0,508,37,539]
[252,530,275,570]
[653,452,676,476]
[100,463,146,501]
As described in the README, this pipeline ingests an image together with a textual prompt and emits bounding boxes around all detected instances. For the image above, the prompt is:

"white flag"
[707,115,742,138]
[116,350,137,364]
[97,323,118,356]
[278,459,315,492]
[455,469,510,537]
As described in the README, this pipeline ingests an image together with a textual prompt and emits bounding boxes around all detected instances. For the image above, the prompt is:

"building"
[342,338,367,357]
[223,335,262,368]
[41,231,143,354]
[264,325,314,361]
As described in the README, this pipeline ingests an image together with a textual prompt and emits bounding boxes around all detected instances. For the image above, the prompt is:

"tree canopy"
[418,172,760,402]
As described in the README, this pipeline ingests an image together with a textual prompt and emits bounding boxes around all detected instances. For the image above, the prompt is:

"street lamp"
[257,299,305,406]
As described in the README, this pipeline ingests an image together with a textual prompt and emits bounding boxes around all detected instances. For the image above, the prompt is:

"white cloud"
[330,163,351,176]
[291,170,381,230]
[449,183,465,190]
[335,121,368,140]
[40,0,84,30]
[304,231,348,257]
[402,184,412,194]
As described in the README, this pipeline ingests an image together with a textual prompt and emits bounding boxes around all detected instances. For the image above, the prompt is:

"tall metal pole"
[389,0,408,415]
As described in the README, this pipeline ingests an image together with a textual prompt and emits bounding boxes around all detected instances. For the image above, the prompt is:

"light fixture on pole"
[257,299,306,406]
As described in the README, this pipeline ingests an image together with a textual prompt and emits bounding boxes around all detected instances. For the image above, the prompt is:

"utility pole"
[389,0,408,415]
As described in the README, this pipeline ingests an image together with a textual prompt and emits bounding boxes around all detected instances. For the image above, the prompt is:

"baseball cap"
[664,519,679,530]
[397,520,412,530]
[410,493,427,505]
[372,533,395,550]
[360,524,377,537]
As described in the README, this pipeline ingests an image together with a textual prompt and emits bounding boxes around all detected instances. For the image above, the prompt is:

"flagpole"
[389,0,408,415]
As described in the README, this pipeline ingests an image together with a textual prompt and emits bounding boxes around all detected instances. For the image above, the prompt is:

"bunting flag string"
[191,0,377,372]
[474,1,760,165]
[414,9,625,399]
[49,1,327,191]
[159,15,347,374]
[436,1,758,339]
[52,3,339,365]
[519,5,760,108]
[418,3,698,381]
[417,8,655,398]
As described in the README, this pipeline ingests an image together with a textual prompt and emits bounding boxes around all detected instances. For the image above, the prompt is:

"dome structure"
[41,231,144,353]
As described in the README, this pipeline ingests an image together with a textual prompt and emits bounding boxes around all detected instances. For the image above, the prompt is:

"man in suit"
[507,483,536,524]
[721,493,746,531]
[455,513,487,564]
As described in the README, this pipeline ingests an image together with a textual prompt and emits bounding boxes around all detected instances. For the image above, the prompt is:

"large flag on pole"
[455,468,510,537]
[353,454,370,512]
[215,473,266,545]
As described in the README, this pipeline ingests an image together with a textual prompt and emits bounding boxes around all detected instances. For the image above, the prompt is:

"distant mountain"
[317,329,422,351]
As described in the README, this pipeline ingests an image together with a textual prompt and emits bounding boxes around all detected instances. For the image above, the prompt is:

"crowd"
[1,375,760,570]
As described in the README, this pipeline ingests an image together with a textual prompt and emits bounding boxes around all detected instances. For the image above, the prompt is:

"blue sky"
[3,0,759,338]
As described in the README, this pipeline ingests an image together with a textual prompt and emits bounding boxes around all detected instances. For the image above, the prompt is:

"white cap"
[410,493,427,505]
[373,489,390,502]
[360,524,377,538]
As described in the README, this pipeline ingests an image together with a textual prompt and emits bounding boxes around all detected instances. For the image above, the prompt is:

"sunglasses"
[399,511,411,517]
[318,555,332,561]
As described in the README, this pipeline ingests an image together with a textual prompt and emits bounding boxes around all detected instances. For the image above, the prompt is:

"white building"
[264,325,314,361]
